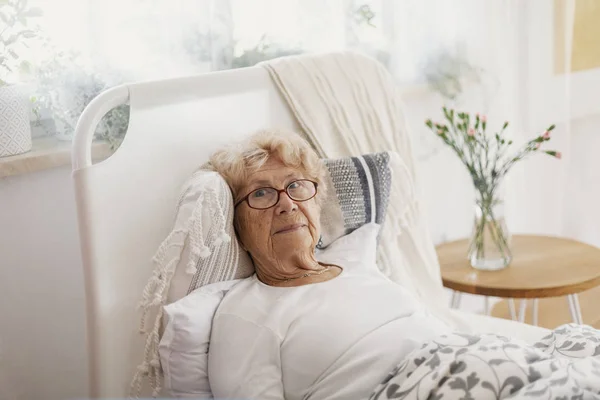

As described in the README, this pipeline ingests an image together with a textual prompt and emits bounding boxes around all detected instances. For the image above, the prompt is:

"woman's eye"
[252,189,266,198]
[288,181,300,189]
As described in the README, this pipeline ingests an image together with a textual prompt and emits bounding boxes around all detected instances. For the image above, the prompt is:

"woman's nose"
[275,192,297,214]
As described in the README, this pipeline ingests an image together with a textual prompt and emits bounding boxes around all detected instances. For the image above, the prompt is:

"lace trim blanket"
[370,324,600,400]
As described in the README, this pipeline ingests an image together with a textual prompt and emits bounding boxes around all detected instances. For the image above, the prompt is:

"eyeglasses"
[235,179,318,210]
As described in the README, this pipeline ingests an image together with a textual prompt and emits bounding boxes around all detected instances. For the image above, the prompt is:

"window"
[3,0,473,150]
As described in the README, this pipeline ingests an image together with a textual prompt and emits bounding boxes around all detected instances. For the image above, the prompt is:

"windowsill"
[0,136,114,179]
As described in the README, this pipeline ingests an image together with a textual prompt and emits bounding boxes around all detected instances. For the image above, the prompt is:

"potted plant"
[0,0,41,157]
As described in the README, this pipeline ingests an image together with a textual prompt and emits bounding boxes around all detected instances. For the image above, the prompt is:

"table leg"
[450,291,462,309]
[567,294,583,324]
[508,299,517,320]
[518,299,527,323]
[532,299,539,326]
[573,295,583,324]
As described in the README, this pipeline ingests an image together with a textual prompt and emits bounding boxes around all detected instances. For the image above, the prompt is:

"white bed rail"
[71,85,130,171]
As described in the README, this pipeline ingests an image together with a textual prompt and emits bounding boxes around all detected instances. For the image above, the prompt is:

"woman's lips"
[274,223,306,234]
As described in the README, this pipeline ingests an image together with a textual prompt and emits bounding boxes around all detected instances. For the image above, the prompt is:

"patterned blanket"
[370,324,600,400]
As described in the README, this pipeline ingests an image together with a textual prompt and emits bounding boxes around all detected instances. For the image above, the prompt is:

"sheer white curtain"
[23,0,488,143]
[30,0,434,81]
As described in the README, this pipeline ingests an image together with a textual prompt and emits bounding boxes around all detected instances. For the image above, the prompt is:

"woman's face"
[234,157,321,271]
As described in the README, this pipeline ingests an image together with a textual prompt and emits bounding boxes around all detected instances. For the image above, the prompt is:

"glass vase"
[468,197,512,270]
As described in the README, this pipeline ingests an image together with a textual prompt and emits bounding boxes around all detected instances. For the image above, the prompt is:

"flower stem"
[470,191,511,268]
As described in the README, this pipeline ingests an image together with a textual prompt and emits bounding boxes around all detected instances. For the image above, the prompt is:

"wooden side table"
[436,235,600,325]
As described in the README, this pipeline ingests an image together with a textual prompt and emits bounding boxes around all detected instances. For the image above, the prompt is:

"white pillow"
[160,279,241,398]
[316,222,380,267]
[159,222,381,398]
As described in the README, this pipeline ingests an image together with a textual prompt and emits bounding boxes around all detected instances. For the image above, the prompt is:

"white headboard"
[71,66,301,397]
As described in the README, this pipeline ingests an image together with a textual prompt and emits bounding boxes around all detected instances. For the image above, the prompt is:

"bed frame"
[72,61,549,398]
[72,66,302,397]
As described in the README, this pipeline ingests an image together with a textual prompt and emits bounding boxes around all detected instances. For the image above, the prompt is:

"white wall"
[563,113,600,246]
[0,166,88,400]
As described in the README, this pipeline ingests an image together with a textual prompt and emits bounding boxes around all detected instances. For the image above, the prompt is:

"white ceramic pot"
[0,84,32,157]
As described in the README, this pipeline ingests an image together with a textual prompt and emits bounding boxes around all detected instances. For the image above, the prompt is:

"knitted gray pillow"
[317,152,392,249]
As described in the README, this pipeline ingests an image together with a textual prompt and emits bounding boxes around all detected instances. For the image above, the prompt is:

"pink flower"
[542,130,551,139]
[481,115,487,123]
[437,129,444,135]
[556,151,562,159]
[468,128,475,136]
[535,142,541,149]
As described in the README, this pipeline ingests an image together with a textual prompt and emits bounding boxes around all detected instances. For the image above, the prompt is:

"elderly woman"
[207,130,450,400]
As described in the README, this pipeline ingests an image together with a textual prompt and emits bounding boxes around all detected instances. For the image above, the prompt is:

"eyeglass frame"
[234,179,319,210]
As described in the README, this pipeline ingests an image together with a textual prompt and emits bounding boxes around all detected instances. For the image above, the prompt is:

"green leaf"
[548,124,556,131]
[425,119,433,129]
[502,121,509,130]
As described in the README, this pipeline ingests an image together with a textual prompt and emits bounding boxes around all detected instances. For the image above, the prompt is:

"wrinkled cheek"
[237,211,269,253]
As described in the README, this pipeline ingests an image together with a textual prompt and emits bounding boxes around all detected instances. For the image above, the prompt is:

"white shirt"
[208,227,450,399]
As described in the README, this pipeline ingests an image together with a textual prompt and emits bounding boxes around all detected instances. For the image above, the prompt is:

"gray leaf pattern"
[369,324,600,400]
